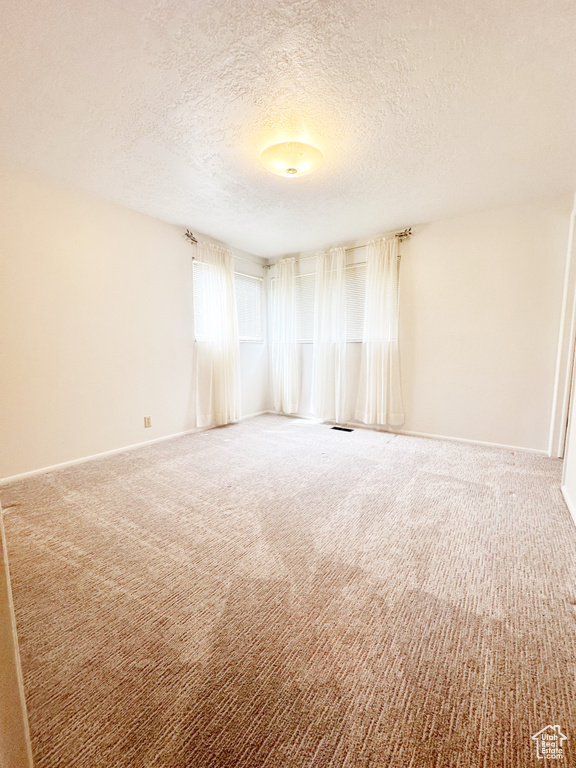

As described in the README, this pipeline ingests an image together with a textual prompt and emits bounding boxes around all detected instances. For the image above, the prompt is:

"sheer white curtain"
[310,247,349,423]
[194,241,240,428]
[356,237,404,426]
[271,258,300,414]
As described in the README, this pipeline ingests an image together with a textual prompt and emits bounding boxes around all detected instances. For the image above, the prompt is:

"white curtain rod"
[186,227,411,269]
[266,228,411,267]
[185,230,266,269]
[233,254,266,267]
[271,256,401,278]
[191,253,267,270]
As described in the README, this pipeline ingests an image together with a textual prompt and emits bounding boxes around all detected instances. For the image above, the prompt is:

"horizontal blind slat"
[296,273,315,342]
[267,264,368,343]
[235,272,263,341]
[346,263,366,341]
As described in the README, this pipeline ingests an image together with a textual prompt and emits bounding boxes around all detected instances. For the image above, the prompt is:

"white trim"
[267,411,548,453]
[548,191,576,458]
[0,429,200,485]
[384,427,548,454]
[561,352,576,489]
[1,412,547,486]
[0,413,273,486]
[561,485,576,528]
[0,512,34,767]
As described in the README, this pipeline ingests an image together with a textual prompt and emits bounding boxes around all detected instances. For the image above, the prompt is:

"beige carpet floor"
[2,414,576,767]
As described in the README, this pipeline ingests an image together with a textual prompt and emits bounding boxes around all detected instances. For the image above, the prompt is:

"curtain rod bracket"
[395,227,412,242]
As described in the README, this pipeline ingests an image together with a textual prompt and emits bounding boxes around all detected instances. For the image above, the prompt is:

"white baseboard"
[268,411,548,454]
[383,427,548,455]
[0,412,276,487]
[0,412,548,486]
[0,428,202,486]
[561,485,576,528]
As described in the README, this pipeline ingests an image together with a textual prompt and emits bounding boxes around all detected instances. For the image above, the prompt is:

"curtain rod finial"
[185,229,198,245]
[395,227,412,242]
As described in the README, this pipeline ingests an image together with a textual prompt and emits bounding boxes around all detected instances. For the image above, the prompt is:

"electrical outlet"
[144,416,151,428]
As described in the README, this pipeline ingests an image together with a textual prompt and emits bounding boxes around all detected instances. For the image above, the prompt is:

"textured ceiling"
[1,0,575,257]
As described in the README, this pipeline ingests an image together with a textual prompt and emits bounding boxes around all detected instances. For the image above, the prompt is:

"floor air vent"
[332,426,354,432]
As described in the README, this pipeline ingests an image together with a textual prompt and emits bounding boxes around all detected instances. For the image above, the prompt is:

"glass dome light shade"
[260,142,323,177]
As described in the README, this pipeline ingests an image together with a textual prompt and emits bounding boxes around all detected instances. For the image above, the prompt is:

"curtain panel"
[356,237,404,426]
[271,258,300,414]
[310,247,349,423]
[194,242,240,428]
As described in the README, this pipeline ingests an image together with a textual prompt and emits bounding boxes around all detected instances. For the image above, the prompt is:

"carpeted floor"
[2,414,576,767]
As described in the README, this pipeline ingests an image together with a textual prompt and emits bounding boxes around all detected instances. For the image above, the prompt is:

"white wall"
[278,196,571,451]
[399,198,569,450]
[0,160,268,480]
[1,159,569,480]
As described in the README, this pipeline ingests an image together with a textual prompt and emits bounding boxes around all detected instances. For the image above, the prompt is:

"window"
[235,272,263,341]
[345,263,366,341]
[193,260,213,341]
[292,264,366,342]
[271,263,367,343]
[296,272,316,342]
[270,272,316,343]
[194,264,263,342]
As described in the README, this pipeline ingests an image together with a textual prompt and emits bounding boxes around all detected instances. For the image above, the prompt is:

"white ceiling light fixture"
[260,141,323,178]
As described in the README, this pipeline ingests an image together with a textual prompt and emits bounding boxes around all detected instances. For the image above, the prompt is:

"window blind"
[235,272,263,341]
[345,263,366,341]
[296,273,316,342]
[271,261,367,343]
